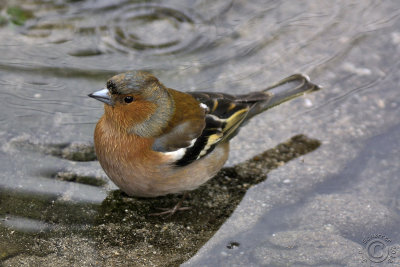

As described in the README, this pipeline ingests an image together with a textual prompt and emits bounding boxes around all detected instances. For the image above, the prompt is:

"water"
[1,0,400,266]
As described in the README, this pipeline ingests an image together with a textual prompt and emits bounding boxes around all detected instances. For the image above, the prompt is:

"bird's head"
[89,71,175,137]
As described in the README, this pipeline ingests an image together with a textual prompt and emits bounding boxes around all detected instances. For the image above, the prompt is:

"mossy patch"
[6,6,33,26]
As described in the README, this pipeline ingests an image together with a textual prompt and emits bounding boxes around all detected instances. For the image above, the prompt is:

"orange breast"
[94,115,229,197]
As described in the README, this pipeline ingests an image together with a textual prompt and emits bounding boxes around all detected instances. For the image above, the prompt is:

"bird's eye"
[124,96,134,103]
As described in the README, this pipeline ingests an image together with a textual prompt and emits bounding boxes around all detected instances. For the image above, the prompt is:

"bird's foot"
[149,206,191,217]
[149,192,190,217]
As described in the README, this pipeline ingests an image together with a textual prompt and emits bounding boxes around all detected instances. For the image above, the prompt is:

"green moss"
[0,15,7,26]
[6,6,33,26]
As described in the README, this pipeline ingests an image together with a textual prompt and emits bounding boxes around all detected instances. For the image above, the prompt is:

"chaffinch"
[89,71,320,214]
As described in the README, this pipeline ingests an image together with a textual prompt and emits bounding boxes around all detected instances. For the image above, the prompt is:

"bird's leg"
[149,192,191,217]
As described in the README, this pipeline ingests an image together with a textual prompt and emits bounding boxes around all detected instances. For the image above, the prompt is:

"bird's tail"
[246,74,321,119]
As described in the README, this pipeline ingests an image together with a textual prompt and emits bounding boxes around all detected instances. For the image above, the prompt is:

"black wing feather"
[175,115,225,166]
[174,92,252,167]
[172,74,320,167]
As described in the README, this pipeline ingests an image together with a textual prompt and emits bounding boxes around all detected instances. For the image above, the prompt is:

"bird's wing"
[151,91,253,167]
[152,119,205,153]
[171,92,256,167]
[155,74,319,167]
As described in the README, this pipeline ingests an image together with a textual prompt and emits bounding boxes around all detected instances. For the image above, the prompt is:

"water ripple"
[18,1,224,57]
[102,3,210,55]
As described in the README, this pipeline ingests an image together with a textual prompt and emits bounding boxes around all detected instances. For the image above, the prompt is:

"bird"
[89,71,320,215]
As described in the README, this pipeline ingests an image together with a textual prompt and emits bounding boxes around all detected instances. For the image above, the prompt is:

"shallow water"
[1,0,400,266]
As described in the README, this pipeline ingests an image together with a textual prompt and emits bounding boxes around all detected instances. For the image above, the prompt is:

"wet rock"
[292,193,400,238]
[253,230,363,266]
[1,135,320,267]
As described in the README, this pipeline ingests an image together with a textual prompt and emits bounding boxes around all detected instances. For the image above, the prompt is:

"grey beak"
[88,88,112,106]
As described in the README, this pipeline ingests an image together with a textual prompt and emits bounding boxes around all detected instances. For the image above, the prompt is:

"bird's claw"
[149,206,191,217]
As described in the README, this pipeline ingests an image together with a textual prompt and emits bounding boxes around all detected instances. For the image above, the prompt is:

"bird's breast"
[94,117,229,197]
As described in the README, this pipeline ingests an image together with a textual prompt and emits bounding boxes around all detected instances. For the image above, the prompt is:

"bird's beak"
[88,88,112,106]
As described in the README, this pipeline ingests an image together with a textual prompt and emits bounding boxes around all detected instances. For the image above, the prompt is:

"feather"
[159,74,320,167]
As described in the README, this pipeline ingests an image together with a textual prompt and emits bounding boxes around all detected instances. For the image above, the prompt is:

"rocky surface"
[1,136,319,266]
[1,1,400,266]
